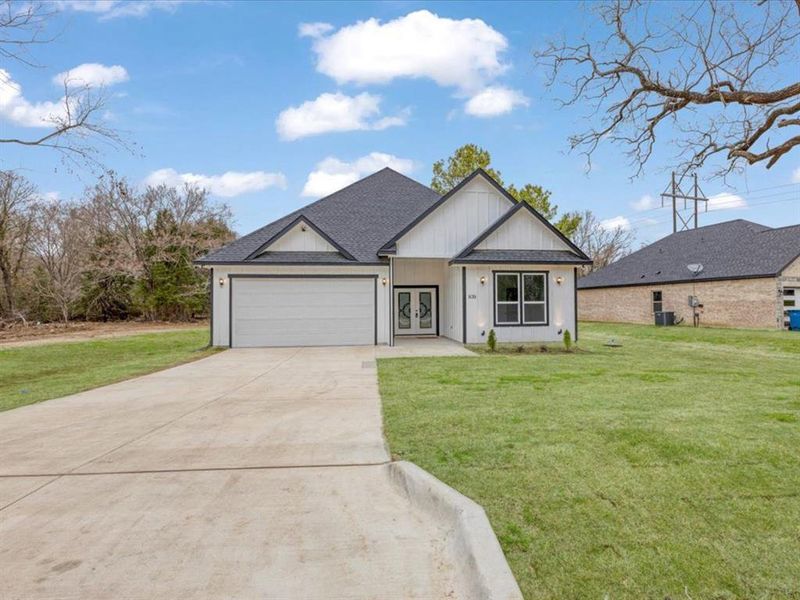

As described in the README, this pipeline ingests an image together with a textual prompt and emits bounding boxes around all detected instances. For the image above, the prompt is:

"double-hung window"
[652,290,663,313]
[495,273,520,324]
[522,273,547,324]
[494,272,548,326]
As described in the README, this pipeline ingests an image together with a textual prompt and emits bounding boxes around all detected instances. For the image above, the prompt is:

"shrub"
[515,345,526,353]
[563,329,572,351]
[487,329,497,352]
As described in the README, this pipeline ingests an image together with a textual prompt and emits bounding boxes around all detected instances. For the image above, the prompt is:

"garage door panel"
[231,277,375,347]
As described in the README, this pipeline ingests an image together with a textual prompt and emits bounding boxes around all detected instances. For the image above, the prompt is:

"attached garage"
[230,275,377,348]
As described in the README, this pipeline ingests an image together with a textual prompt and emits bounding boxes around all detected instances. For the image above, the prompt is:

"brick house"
[578,220,800,329]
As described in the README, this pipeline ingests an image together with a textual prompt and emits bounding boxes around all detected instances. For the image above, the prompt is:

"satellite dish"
[687,263,704,276]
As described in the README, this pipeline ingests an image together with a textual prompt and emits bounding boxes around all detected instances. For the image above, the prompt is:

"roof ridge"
[759,222,800,233]
[379,167,442,197]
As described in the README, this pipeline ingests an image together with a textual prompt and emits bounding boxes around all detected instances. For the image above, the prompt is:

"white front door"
[394,287,437,335]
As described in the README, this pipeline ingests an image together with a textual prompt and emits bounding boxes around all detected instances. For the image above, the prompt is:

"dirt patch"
[0,320,207,347]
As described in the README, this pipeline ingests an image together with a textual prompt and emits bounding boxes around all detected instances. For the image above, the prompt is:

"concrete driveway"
[0,346,465,599]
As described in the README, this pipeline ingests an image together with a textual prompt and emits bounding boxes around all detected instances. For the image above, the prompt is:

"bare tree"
[0,1,128,170]
[81,173,233,320]
[572,211,635,273]
[536,0,800,177]
[0,171,38,318]
[0,0,53,67]
[29,201,87,322]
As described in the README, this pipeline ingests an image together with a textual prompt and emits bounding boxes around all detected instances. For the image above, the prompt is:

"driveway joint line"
[0,461,392,479]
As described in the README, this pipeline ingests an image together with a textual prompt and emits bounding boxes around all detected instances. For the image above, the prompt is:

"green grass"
[379,323,800,599]
[0,329,219,411]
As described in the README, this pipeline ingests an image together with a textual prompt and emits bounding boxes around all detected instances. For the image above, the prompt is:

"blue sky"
[2,0,798,245]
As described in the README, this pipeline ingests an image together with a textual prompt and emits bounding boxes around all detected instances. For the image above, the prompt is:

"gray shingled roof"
[248,251,354,264]
[578,220,800,289]
[198,168,441,264]
[452,249,592,264]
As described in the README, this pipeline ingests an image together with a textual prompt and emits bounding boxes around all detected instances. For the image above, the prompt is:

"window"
[522,273,547,324]
[494,271,548,326]
[652,290,663,313]
[495,273,520,324]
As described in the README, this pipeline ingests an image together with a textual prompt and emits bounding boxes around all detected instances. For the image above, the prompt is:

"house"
[578,219,800,329]
[197,168,591,347]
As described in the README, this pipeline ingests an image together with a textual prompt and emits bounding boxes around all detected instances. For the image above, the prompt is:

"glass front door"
[394,287,437,335]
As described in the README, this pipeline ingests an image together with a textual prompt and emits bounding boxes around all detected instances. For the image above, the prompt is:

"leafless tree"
[0,1,129,171]
[0,171,38,318]
[82,174,232,275]
[0,0,53,67]
[29,201,87,322]
[572,211,636,273]
[80,173,233,319]
[536,0,800,177]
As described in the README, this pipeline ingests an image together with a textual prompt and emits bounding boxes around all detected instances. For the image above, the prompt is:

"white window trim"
[522,273,547,325]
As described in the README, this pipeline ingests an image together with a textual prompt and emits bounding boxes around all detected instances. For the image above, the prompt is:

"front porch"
[390,258,460,344]
[377,336,475,358]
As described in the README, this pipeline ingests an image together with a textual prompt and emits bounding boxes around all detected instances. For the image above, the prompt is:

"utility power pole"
[660,172,709,233]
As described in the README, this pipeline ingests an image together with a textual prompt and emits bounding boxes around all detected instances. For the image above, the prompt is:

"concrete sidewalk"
[0,346,469,599]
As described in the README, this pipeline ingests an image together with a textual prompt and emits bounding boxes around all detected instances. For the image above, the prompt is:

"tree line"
[0,171,234,324]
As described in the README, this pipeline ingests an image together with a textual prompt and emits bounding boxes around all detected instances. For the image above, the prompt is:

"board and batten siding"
[262,221,337,253]
[476,209,572,252]
[463,264,576,344]
[395,176,511,258]
[211,264,390,346]
[444,265,463,342]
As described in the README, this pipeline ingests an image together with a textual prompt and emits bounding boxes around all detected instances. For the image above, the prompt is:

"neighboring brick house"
[578,220,800,329]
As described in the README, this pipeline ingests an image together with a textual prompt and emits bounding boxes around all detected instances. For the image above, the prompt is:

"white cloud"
[276,92,408,141]
[630,194,658,211]
[707,192,747,211]
[302,152,415,198]
[792,167,800,183]
[61,1,189,20]
[144,168,288,198]
[36,191,61,204]
[298,22,334,38]
[0,64,127,128]
[306,10,508,93]
[53,63,129,88]
[464,86,528,117]
[600,216,631,231]
[0,69,67,127]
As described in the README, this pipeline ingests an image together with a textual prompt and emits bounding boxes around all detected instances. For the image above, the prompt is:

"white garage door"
[230,276,376,347]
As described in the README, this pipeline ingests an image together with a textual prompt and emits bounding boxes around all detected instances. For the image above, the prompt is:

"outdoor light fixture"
[480,276,486,285]
[555,276,564,285]
[382,277,388,286]
[218,277,225,287]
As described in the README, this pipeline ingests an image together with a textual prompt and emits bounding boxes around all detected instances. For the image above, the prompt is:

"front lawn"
[0,329,218,412]
[379,323,800,599]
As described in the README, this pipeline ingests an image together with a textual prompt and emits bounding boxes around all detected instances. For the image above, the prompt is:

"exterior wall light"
[218,277,225,287]
[555,276,564,285]
[480,276,486,285]
[382,277,388,286]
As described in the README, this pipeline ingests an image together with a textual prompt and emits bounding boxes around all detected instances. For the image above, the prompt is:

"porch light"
[218,277,225,287]
[480,276,486,285]
[382,277,388,286]
[555,276,564,285]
